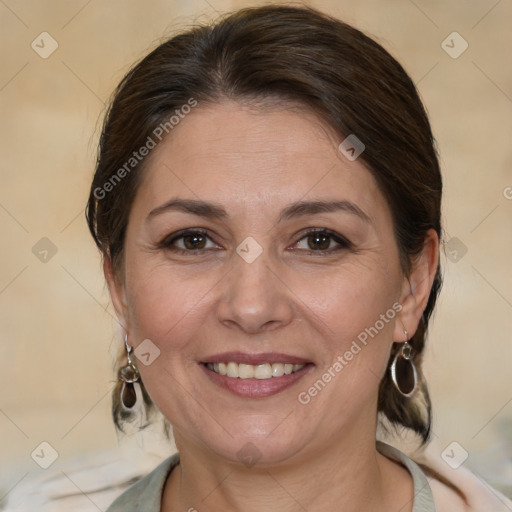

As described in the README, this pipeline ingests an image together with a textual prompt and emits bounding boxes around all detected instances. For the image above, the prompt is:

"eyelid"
[158,228,220,251]
[158,227,352,254]
[291,228,353,252]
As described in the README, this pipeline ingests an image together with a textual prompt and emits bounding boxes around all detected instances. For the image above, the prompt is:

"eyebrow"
[147,198,371,224]
[278,199,371,224]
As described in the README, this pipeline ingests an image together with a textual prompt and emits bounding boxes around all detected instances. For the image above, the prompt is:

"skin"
[105,101,439,511]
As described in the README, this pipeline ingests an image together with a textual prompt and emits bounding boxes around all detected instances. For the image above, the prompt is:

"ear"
[394,229,439,341]
[103,256,129,332]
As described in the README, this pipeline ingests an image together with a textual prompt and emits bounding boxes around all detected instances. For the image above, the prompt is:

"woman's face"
[108,102,423,465]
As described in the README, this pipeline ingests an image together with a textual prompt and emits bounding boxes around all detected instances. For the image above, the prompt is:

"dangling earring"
[390,329,418,397]
[118,335,140,410]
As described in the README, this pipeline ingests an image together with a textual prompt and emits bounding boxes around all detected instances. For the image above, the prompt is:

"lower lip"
[200,363,314,398]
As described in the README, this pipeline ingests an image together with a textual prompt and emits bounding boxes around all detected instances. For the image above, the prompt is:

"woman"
[86,5,511,511]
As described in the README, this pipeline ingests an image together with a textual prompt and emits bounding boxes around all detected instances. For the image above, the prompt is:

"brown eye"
[182,233,207,250]
[294,229,352,253]
[160,229,218,252]
[307,233,331,250]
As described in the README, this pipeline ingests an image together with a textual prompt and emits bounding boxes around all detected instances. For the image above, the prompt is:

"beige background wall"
[1,0,511,503]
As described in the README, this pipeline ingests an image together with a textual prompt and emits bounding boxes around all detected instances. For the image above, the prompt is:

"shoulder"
[378,441,512,512]
[2,448,176,512]
[419,455,512,512]
[428,477,472,511]
[106,453,179,512]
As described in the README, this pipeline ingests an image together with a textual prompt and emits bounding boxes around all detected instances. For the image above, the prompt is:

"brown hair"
[87,4,441,448]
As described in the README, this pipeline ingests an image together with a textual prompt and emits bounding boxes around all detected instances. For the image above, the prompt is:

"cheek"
[125,264,217,351]
[296,259,400,340]
[297,261,401,401]
[124,250,401,359]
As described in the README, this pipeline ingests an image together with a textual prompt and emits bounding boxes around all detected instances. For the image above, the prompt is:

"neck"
[162,426,413,512]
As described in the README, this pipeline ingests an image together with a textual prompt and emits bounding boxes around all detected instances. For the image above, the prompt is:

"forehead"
[135,101,385,219]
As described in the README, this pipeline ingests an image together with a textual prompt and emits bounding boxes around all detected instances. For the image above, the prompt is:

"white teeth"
[238,364,255,379]
[254,363,272,379]
[206,362,306,379]
[272,363,284,377]
[226,362,239,378]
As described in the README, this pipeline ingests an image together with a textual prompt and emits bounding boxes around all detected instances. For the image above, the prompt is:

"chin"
[206,419,308,468]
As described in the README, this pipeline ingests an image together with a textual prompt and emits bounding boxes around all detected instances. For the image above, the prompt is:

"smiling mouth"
[205,362,306,379]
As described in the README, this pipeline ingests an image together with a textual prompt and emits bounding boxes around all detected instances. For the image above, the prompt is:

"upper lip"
[201,352,311,365]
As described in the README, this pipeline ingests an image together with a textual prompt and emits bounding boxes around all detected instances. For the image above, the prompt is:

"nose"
[216,247,295,334]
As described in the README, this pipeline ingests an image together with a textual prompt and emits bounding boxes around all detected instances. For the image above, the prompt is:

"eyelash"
[158,228,353,255]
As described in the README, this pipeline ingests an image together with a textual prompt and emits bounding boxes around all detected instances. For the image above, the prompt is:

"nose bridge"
[217,241,293,333]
